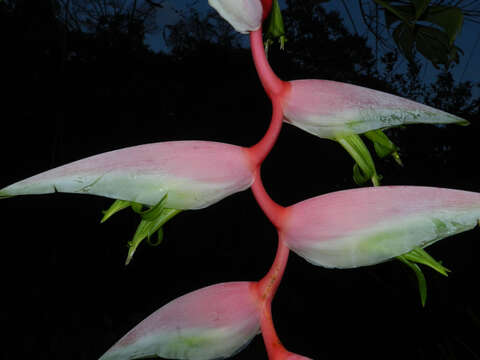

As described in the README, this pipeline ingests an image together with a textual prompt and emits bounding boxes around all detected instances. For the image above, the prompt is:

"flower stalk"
[250,27,287,99]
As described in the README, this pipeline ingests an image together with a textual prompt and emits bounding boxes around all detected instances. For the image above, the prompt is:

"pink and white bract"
[99,282,260,360]
[0,141,254,210]
[280,186,480,268]
[282,80,468,139]
[208,0,263,34]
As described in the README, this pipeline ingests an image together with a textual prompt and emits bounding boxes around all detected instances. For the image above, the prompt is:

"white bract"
[208,0,263,34]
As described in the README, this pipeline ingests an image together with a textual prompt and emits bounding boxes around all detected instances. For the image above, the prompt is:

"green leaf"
[397,247,449,307]
[137,193,168,221]
[100,194,181,265]
[392,22,415,62]
[101,199,133,223]
[125,207,182,265]
[449,44,463,65]
[147,227,164,247]
[374,0,413,23]
[0,192,12,199]
[337,134,381,186]
[384,4,464,67]
[402,247,450,276]
[398,255,428,307]
[364,129,402,166]
[412,0,430,19]
[264,0,286,51]
[422,6,463,45]
[415,25,451,68]
[352,163,370,186]
[100,194,184,264]
[130,202,144,214]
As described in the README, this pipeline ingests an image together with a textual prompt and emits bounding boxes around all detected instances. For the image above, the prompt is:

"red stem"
[248,26,290,166]
[257,239,290,359]
[248,99,284,167]
[258,239,312,360]
[250,176,290,358]
[258,237,289,304]
[250,168,285,228]
[250,27,286,99]
[248,11,309,360]
[261,0,273,20]
[260,301,289,359]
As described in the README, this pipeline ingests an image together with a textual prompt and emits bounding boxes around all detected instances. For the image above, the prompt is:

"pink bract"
[0,141,255,210]
[99,282,260,360]
[282,80,467,139]
[280,186,480,268]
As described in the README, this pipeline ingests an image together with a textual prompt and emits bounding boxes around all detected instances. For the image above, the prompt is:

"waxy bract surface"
[99,282,260,360]
[0,141,254,209]
[281,186,480,268]
[208,0,263,34]
[282,80,467,139]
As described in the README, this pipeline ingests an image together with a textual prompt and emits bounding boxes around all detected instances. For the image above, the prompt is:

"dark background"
[1,1,479,359]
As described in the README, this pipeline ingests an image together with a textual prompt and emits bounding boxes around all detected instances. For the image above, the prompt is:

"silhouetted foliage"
[427,71,478,115]
[282,0,378,82]
[358,0,480,68]
[164,8,243,57]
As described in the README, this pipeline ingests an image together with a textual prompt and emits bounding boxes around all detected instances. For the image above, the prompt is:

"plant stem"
[249,18,310,360]
[260,301,289,359]
[256,239,312,360]
[258,237,289,303]
[248,99,284,167]
[257,238,290,359]
[248,26,289,173]
[250,27,286,99]
[260,0,273,20]
[250,168,286,228]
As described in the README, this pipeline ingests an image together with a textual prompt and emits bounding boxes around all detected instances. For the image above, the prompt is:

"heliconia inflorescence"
[99,282,261,360]
[281,79,467,184]
[282,79,468,140]
[2,1,476,359]
[279,186,480,269]
[0,141,255,210]
[0,140,257,264]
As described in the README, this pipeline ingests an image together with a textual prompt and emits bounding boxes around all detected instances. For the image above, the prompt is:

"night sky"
[147,0,480,93]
